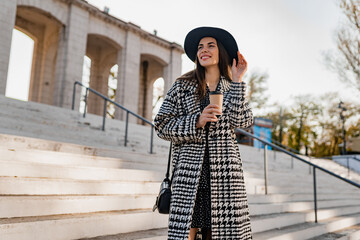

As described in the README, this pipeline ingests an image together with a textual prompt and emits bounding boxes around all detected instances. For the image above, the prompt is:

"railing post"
[102,99,107,131]
[124,111,129,147]
[150,126,154,154]
[313,166,318,223]
[83,88,89,118]
[347,157,350,177]
[291,157,294,169]
[273,150,276,161]
[264,145,268,195]
[72,82,76,110]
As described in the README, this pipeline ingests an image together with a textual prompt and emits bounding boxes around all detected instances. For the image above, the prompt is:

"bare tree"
[324,0,360,92]
[290,95,322,152]
[246,71,269,111]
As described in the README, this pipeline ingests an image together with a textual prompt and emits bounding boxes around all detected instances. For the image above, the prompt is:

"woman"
[154,27,253,240]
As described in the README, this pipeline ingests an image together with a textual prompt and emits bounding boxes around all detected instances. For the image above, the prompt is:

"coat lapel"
[220,76,232,111]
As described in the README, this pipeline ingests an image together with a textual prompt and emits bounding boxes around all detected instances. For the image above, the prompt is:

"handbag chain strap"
[165,142,172,181]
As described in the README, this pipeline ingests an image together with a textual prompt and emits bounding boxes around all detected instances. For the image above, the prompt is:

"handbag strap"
[165,142,172,180]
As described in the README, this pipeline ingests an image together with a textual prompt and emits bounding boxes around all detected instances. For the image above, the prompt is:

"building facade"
[0,0,183,121]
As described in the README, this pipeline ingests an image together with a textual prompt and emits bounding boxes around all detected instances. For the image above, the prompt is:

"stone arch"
[85,34,122,116]
[87,18,126,50]
[14,6,63,105]
[17,1,67,25]
[138,54,167,122]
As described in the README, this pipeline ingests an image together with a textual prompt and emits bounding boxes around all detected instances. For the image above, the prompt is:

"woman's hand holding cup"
[196,104,222,128]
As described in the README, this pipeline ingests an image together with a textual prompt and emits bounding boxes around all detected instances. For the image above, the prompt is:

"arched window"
[6,29,34,101]
[80,56,91,113]
[152,77,164,120]
[107,64,118,118]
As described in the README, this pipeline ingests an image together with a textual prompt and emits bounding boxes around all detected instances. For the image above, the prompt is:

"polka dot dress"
[191,84,220,229]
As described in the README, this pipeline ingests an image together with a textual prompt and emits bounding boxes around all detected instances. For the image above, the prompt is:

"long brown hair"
[177,39,232,98]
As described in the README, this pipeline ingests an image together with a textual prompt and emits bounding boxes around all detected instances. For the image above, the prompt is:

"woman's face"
[197,37,219,68]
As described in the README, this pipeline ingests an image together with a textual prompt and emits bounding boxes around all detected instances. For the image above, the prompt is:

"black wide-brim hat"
[184,26,239,64]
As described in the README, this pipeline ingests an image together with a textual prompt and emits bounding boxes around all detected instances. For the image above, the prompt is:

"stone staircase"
[0,95,360,240]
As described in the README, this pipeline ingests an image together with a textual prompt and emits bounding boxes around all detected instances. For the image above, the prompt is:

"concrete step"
[249,199,360,216]
[0,210,168,240]
[309,224,360,240]
[0,153,262,186]
[251,206,360,233]
[81,214,360,240]
[0,95,153,136]
[0,119,148,153]
[253,213,360,240]
[0,147,167,171]
[3,191,357,220]
[248,184,358,195]
[0,160,269,195]
[1,135,355,195]
[1,96,360,239]
[0,153,357,197]
[0,133,168,159]
[0,96,82,121]
[0,124,167,156]
[64,209,360,240]
[78,228,168,240]
[2,133,355,189]
[0,97,169,152]
[0,95,156,138]
[0,160,165,182]
[3,96,359,184]
[0,177,159,195]
[247,193,360,204]
[0,195,157,218]
[0,105,167,154]
[1,192,357,220]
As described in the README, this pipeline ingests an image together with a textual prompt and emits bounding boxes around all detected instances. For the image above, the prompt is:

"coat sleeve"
[228,81,253,129]
[154,82,204,144]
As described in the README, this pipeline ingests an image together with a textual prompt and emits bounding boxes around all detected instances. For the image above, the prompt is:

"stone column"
[114,49,123,120]
[116,30,140,122]
[163,47,183,94]
[53,3,88,110]
[28,26,45,103]
[39,28,61,105]
[87,59,112,115]
[144,61,163,121]
[0,1,17,95]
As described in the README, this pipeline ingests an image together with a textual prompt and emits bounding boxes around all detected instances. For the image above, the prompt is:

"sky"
[6,0,359,107]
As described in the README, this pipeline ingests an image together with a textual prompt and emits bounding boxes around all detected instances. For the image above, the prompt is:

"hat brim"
[184,26,239,64]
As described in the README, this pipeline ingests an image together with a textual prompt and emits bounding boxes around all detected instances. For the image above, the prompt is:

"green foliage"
[264,92,360,157]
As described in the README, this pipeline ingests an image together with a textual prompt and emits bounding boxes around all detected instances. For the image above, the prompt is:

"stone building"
[0,0,183,121]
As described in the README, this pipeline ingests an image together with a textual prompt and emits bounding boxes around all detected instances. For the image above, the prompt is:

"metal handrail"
[349,156,360,162]
[235,128,360,223]
[72,81,155,153]
[332,156,360,177]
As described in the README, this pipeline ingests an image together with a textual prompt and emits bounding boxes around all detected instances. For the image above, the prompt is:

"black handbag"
[153,142,173,214]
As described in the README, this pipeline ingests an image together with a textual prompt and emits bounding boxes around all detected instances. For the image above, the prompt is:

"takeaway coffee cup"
[209,91,223,115]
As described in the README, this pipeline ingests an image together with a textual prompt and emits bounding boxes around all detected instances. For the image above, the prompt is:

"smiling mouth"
[201,55,211,60]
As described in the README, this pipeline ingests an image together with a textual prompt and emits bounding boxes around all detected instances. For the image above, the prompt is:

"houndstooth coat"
[154,76,253,240]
